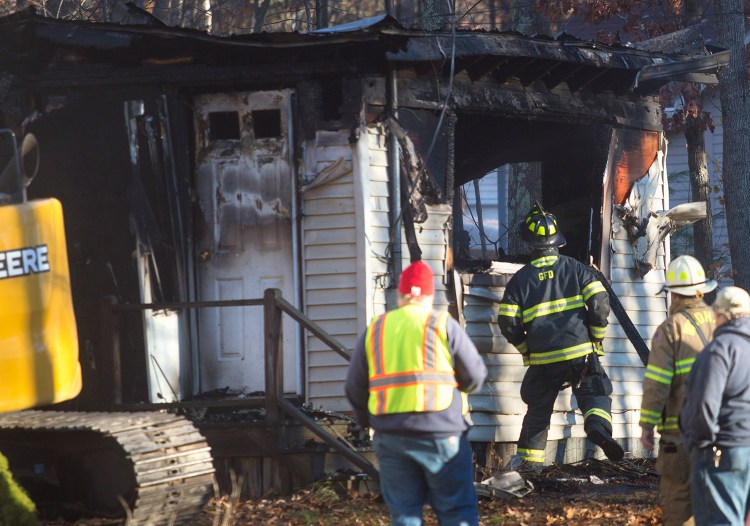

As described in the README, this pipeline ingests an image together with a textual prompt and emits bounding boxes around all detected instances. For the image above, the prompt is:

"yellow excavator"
[0,129,215,525]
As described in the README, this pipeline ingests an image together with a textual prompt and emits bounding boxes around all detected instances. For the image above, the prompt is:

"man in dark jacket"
[346,260,487,526]
[497,202,623,471]
[680,286,750,526]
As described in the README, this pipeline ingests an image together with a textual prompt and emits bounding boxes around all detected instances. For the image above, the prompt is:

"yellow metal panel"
[0,198,81,411]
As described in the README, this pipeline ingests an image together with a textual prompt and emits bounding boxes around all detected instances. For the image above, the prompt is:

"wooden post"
[100,295,122,407]
[264,288,284,430]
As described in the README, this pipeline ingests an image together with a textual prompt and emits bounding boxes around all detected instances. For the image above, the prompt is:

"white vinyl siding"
[301,130,358,411]
[464,258,667,455]
[401,204,453,311]
[364,124,391,321]
[463,263,524,443]
[604,144,669,452]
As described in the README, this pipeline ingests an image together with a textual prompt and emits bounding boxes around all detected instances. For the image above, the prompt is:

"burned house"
[0,9,727,489]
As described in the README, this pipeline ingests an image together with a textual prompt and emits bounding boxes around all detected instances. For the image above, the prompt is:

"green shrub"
[0,452,39,526]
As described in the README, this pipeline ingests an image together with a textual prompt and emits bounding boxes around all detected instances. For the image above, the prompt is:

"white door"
[194,90,297,394]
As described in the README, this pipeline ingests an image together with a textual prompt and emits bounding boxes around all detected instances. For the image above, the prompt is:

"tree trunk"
[714,0,750,289]
[507,162,542,255]
[684,113,713,274]
[252,0,271,33]
[301,0,313,32]
[199,0,212,32]
[315,0,328,29]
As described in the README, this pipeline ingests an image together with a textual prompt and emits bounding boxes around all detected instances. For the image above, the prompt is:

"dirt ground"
[42,458,662,526]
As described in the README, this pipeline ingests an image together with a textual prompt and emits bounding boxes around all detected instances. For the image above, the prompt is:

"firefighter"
[497,202,624,471]
[640,255,717,526]
[345,260,487,525]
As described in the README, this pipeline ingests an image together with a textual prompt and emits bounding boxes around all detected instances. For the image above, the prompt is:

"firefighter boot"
[504,454,543,474]
[586,421,624,461]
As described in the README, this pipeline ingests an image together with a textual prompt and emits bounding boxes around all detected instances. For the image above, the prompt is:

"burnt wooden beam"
[491,57,536,84]
[631,20,709,53]
[264,288,284,431]
[600,69,637,96]
[114,394,302,412]
[397,78,663,131]
[279,398,379,479]
[451,56,476,77]
[14,61,364,91]
[567,68,610,92]
[465,56,510,81]
[542,64,583,90]
[635,50,729,87]
[101,296,122,408]
[386,32,667,71]
[517,61,562,87]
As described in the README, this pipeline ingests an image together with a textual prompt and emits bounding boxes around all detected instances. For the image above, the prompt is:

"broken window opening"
[459,162,542,263]
[208,111,241,141]
[453,115,610,269]
[320,78,343,122]
[459,166,509,261]
[252,109,282,138]
[398,108,452,203]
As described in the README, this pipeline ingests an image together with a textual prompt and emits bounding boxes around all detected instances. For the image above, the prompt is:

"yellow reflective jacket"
[365,304,459,415]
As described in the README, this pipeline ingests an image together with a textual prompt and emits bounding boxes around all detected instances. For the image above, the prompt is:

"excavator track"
[0,410,215,526]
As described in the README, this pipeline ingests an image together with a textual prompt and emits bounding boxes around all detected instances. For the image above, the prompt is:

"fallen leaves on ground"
[43,458,664,526]
[219,458,663,526]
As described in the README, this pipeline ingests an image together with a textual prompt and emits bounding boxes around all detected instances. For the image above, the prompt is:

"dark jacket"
[345,310,486,438]
[497,248,610,365]
[680,317,750,451]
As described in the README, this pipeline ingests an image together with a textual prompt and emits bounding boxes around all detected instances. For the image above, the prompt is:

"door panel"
[194,90,296,393]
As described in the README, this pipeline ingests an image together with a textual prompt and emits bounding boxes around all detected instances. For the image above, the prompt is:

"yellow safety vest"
[365,305,462,415]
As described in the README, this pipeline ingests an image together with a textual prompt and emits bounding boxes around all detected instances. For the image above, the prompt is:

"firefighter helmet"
[662,255,717,296]
[713,286,750,319]
[518,202,566,249]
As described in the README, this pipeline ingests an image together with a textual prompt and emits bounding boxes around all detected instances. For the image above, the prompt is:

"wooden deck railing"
[102,288,378,479]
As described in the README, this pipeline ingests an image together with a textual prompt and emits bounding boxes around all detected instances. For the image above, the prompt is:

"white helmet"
[713,286,750,319]
[662,255,717,296]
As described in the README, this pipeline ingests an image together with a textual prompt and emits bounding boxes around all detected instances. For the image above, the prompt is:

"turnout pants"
[517,352,614,465]
[656,437,694,526]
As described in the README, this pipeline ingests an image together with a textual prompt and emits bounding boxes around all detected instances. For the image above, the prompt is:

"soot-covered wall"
[26,94,148,407]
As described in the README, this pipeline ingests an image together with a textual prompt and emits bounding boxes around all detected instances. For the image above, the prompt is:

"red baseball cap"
[398,261,435,296]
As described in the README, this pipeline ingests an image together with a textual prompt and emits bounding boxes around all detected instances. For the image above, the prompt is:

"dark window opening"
[320,78,343,121]
[208,111,241,141]
[252,109,282,138]
[399,108,451,202]
[454,115,610,267]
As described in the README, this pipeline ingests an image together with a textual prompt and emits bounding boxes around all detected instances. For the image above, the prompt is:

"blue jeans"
[373,432,478,526]
[690,445,750,526]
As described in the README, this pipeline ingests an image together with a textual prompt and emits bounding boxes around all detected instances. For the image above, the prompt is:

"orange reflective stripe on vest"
[366,306,457,415]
